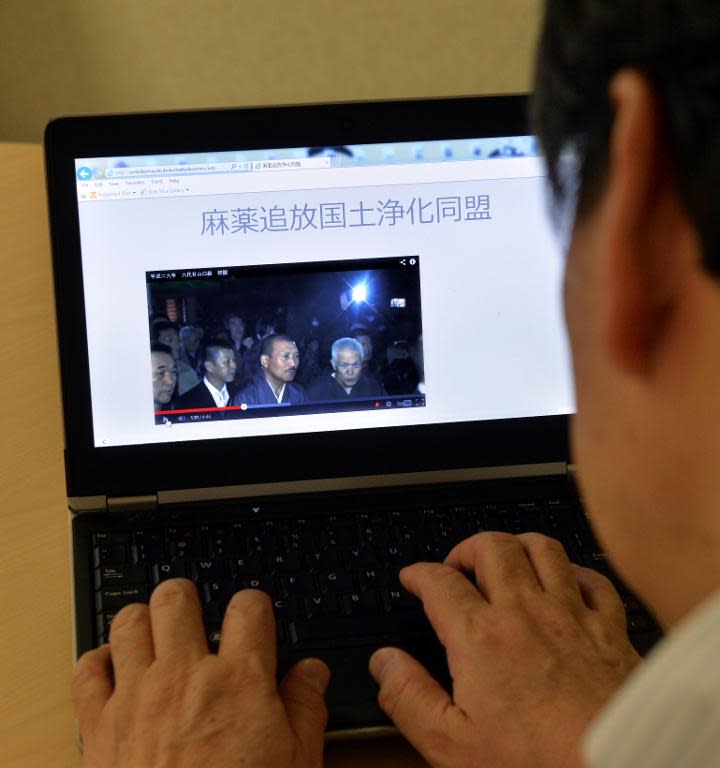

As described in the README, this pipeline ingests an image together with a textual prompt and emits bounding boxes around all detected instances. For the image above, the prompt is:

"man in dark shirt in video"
[306,336,386,401]
[232,334,305,406]
[151,343,177,420]
[175,338,237,410]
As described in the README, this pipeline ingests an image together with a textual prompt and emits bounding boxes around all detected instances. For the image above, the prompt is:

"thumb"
[279,658,331,763]
[370,647,461,765]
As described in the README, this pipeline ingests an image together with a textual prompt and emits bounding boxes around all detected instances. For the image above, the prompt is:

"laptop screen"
[72,132,573,449]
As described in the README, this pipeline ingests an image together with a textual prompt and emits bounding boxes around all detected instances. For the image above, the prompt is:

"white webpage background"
[76,158,574,447]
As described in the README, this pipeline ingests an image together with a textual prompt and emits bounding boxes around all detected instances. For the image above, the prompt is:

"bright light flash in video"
[351,283,368,303]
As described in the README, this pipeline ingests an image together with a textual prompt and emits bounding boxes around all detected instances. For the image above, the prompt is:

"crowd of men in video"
[150,312,424,417]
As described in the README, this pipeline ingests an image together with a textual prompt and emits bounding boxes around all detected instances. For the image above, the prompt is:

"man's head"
[331,338,364,389]
[256,318,276,341]
[202,339,236,390]
[260,334,300,388]
[355,331,373,364]
[534,1,720,625]
[180,325,203,357]
[153,321,181,360]
[224,314,245,345]
[151,343,177,410]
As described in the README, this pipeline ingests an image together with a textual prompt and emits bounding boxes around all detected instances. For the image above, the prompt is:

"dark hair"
[150,342,173,357]
[202,337,234,365]
[532,0,720,277]
[260,333,295,358]
[152,320,180,340]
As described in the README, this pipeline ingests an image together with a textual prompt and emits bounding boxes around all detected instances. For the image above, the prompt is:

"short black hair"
[532,0,720,277]
[260,333,295,358]
[152,320,180,339]
[202,337,234,365]
[224,313,245,328]
[150,342,173,357]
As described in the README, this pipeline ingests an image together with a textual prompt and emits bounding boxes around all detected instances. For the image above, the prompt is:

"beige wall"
[0,0,542,143]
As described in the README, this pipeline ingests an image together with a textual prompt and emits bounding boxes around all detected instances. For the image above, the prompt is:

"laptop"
[44,95,661,737]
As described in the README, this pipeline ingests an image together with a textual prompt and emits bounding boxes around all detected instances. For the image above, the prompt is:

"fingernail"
[369,647,397,683]
[300,659,331,695]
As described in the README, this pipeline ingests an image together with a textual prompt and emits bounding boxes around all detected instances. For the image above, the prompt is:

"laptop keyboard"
[88,492,661,658]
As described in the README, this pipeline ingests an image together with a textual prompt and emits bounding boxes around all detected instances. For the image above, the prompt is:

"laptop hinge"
[107,494,158,514]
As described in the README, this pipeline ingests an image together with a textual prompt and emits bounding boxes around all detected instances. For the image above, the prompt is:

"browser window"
[74,136,573,448]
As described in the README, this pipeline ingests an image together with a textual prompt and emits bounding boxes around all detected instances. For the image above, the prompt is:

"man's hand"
[72,579,330,768]
[370,532,641,768]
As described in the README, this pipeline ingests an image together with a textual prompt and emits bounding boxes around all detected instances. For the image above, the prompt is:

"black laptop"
[44,95,661,736]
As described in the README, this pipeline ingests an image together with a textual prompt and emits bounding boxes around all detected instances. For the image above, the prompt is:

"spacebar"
[289,612,432,646]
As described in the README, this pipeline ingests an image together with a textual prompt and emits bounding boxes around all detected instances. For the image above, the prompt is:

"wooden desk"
[0,143,428,767]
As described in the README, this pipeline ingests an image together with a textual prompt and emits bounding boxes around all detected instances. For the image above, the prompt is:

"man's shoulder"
[584,590,720,767]
[285,380,306,402]
[306,372,337,398]
[232,375,266,404]
[353,372,385,397]
[175,380,213,408]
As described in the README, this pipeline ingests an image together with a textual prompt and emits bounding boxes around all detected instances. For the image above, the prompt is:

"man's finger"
[279,658,330,764]
[149,578,208,661]
[572,564,628,629]
[515,532,586,611]
[219,589,277,681]
[370,646,464,765]
[109,603,154,691]
[399,563,486,650]
[71,644,113,742]
[445,532,542,605]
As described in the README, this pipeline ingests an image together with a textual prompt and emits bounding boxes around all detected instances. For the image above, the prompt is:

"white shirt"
[202,376,229,407]
[583,589,720,767]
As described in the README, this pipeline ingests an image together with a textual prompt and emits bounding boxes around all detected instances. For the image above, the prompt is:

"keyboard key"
[343,547,380,568]
[201,579,236,605]
[152,561,188,584]
[207,627,222,652]
[239,575,275,596]
[96,611,118,643]
[307,550,342,570]
[343,590,381,615]
[93,532,130,546]
[168,527,202,559]
[319,570,354,592]
[382,586,420,612]
[230,556,264,579]
[288,611,431,647]
[93,545,128,566]
[266,552,302,572]
[356,567,390,588]
[132,529,164,562]
[203,601,224,626]
[96,585,148,613]
[272,596,306,620]
[306,594,342,617]
[282,572,315,595]
[191,559,227,582]
[95,564,147,588]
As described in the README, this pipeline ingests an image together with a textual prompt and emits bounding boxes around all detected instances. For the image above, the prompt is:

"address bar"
[107,162,250,177]
[105,157,332,178]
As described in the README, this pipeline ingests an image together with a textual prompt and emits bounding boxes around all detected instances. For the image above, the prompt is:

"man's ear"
[203,359,213,375]
[601,69,696,377]
[260,354,269,369]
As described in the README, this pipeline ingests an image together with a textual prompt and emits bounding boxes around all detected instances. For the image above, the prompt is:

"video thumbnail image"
[147,256,425,425]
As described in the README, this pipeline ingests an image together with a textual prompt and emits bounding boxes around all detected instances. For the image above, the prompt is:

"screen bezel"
[44,94,571,498]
